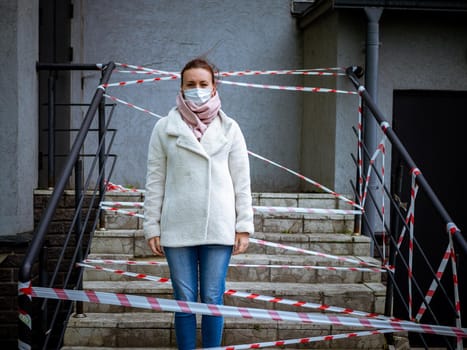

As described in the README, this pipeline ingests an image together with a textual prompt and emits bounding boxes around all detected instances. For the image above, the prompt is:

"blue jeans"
[164,245,232,350]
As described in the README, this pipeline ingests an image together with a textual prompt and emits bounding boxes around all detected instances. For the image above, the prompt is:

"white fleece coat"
[143,107,254,247]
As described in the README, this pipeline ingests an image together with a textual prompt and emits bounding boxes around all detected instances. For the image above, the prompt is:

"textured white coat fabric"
[143,107,254,247]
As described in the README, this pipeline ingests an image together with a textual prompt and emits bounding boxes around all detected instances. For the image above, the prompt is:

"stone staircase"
[62,191,403,349]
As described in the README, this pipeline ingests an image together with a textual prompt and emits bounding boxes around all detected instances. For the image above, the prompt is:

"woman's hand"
[233,232,249,255]
[148,236,164,256]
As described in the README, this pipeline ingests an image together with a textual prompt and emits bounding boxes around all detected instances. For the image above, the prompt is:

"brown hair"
[180,58,218,86]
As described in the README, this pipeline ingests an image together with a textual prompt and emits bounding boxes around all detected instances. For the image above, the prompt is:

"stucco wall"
[302,10,363,196]
[302,8,467,196]
[379,11,467,116]
[0,0,38,236]
[70,0,304,192]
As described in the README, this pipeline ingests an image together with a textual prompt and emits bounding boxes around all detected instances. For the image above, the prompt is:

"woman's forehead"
[183,67,212,81]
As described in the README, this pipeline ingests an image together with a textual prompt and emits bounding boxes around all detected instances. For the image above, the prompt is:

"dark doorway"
[391,90,467,347]
[38,0,73,188]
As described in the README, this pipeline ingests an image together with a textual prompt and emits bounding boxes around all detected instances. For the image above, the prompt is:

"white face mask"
[183,88,213,105]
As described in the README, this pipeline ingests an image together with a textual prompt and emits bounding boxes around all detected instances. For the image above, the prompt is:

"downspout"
[362,7,383,255]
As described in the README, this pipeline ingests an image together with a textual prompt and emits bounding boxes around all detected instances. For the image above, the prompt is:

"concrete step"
[101,192,357,234]
[103,192,356,211]
[102,210,355,234]
[83,253,382,284]
[63,311,392,349]
[81,280,386,315]
[89,230,371,258]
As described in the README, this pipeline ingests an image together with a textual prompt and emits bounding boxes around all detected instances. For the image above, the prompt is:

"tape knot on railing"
[410,167,421,176]
[380,121,390,132]
[447,222,459,235]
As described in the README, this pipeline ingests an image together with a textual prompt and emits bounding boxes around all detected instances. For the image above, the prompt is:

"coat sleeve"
[229,122,255,235]
[143,121,167,240]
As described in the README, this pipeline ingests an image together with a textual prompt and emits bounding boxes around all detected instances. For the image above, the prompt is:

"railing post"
[47,71,56,189]
[39,245,49,344]
[74,159,85,317]
[98,71,106,230]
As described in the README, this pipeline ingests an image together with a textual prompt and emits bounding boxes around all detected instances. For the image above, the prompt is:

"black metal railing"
[346,66,467,349]
[18,62,117,350]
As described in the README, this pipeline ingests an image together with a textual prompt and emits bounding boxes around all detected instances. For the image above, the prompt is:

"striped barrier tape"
[77,262,171,284]
[248,238,381,268]
[95,205,382,269]
[102,63,356,94]
[208,328,397,350]
[247,151,363,211]
[115,68,346,77]
[100,74,178,89]
[218,68,346,77]
[78,262,388,319]
[100,74,355,94]
[414,243,452,322]
[100,201,144,208]
[105,181,144,193]
[22,286,467,338]
[100,206,144,219]
[104,94,164,119]
[99,204,360,219]
[82,258,387,273]
[115,62,176,76]
[100,201,362,216]
[114,62,346,77]
[101,76,362,213]
[103,149,363,211]
[93,209,382,269]
[217,79,358,95]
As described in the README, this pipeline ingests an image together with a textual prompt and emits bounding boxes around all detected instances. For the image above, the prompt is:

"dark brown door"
[392,90,467,346]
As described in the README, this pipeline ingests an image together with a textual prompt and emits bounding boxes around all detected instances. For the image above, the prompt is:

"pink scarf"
[176,91,221,139]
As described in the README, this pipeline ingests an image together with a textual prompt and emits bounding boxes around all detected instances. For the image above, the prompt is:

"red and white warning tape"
[105,181,144,193]
[103,67,354,94]
[77,262,170,284]
[248,238,380,268]
[208,328,396,350]
[116,68,346,77]
[217,79,358,95]
[100,201,144,208]
[414,243,452,322]
[115,62,176,76]
[100,75,178,89]
[77,262,387,318]
[22,286,467,338]
[247,151,363,211]
[114,62,346,77]
[104,94,164,119]
[83,257,386,273]
[100,206,144,219]
[100,201,362,216]
[90,212,382,270]
[218,68,346,77]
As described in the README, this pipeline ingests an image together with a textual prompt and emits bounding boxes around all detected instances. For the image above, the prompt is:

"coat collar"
[165,108,228,158]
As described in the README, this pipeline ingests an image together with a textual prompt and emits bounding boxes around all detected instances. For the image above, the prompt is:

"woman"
[144,58,254,349]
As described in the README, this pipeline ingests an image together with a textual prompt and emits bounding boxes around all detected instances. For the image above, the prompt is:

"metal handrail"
[345,66,467,256]
[18,62,116,350]
[346,66,466,349]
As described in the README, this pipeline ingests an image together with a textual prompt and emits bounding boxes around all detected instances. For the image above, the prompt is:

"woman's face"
[182,68,216,95]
